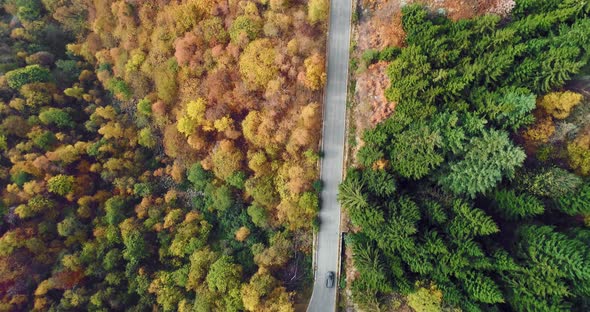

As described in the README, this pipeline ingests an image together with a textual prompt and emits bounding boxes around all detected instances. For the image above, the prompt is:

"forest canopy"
[342,1,590,311]
[0,0,327,310]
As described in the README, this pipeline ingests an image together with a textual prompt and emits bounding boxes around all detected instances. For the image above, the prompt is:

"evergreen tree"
[493,189,545,220]
[556,183,590,216]
[438,130,525,198]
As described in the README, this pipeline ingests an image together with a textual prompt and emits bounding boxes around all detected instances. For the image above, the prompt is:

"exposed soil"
[357,1,405,51]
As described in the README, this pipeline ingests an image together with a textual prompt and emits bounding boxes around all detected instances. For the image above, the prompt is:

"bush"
[361,49,380,66]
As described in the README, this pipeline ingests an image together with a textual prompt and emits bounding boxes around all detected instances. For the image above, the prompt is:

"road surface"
[307,0,352,311]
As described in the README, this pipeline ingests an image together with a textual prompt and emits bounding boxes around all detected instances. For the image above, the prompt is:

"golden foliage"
[303,53,326,91]
[538,91,583,119]
[567,131,590,175]
[523,116,555,143]
[239,39,278,90]
[211,140,244,180]
[235,226,251,241]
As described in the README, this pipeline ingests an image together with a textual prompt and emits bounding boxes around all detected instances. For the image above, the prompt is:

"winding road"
[307,0,352,311]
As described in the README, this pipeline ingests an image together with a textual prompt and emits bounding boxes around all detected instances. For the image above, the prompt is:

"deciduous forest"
[341,1,590,311]
[0,0,328,310]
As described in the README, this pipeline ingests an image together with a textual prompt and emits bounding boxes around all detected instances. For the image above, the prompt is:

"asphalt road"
[307,0,352,311]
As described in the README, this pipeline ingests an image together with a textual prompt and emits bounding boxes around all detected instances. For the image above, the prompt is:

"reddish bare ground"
[411,0,515,21]
[357,1,405,51]
[356,62,395,127]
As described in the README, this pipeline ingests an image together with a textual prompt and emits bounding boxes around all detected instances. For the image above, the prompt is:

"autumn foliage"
[0,0,327,310]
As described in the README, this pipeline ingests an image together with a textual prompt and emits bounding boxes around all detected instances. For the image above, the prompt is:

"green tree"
[506,225,590,311]
[0,134,6,151]
[389,124,443,179]
[516,167,583,198]
[449,200,499,240]
[187,163,212,190]
[169,213,212,257]
[493,189,545,220]
[136,98,152,116]
[15,195,55,218]
[5,65,51,89]
[338,174,369,214]
[247,203,269,228]
[245,176,279,208]
[137,128,156,148]
[556,183,590,216]
[39,108,74,128]
[31,129,57,150]
[122,230,148,269]
[206,255,242,293]
[229,16,262,43]
[462,272,504,304]
[361,169,396,198]
[438,130,526,198]
[47,174,75,196]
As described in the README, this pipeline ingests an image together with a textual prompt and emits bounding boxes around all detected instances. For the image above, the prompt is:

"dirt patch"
[411,0,515,21]
[357,1,405,51]
[356,62,395,127]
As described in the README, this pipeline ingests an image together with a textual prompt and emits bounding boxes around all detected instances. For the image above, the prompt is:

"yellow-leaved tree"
[177,98,213,136]
[303,53,326,91]
[538,91,583,119]
[239,39,278,90]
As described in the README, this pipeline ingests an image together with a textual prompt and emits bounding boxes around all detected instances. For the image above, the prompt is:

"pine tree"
[352,239,392,292]
[449,200,499,240]
[389,124,444,179]
[516,167,583,198]
[438,129,526,198]
[556,183,590,216]
[338,174,369,213]
[493,189,545,220]
[462,271,504,304]
[361,169,396,197]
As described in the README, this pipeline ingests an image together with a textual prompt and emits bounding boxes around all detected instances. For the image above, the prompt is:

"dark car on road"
[326,271,335,288]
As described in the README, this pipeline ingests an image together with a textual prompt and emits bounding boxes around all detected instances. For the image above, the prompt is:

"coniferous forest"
[0,0,329,310]
[341,1,590,311]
